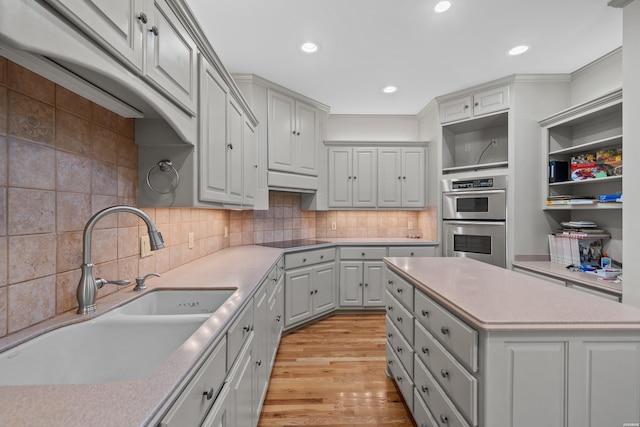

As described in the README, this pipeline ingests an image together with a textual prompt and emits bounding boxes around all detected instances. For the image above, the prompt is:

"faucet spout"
[77,206,164,314]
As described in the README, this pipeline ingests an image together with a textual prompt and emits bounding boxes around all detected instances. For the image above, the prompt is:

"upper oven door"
[442,220,506,268]
[442,190,506,220]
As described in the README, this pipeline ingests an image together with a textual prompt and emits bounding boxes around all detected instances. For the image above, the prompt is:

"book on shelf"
[546,199,597,205]
[548,234,604,266]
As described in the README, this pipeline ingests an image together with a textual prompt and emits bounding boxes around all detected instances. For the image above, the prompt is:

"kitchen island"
[384,256,640,427]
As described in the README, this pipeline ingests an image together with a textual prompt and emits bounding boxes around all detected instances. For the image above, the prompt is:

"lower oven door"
[443,220,506,268]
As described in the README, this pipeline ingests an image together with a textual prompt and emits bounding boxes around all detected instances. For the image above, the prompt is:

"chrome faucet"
[77,206,165,314]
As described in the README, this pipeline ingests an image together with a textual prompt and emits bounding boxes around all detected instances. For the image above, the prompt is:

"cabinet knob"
[421,385,429,394]
[203,387,215,400]
[364,283,368,287]
[314,289,318,294]
[256,360,262,366]
[303,258,307,262]
[474,102,479,106]
[396,288,403,294]
[396,316,403,323]
[440,414,449,424]
[421,309,429,317]
[403,176,406,180]
[397,176,402,180]
[410,252,414,256]
[227,143,233,150]
[387,333,393,338]
[149,25,159,36]
[320,255,324,259]
[396,346,402,353]
[441,326,449,335]
[292,130,296,135]
[387,306,393,311]
[276,315,281,322]
[362,252,365,256]
[388,280,393,285]
[440,369,449,378]
[243,325,251,332]
[137,12,148,24]
[396,376,402,383]
[421,346,429,354]
[353,176,357,180]
[296,131,300,135]
[348,176,352,180]
[388,359,393,366]
[359,283,362,287]
[464,104,469,109]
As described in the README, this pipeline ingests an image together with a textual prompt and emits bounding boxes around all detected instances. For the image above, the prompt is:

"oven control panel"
[443,175,507,192]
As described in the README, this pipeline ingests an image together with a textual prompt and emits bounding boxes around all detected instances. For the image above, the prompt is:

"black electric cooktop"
[257,239,328,249]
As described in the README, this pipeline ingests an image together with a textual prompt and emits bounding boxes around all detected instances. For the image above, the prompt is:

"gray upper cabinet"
[47,0,146,71]
[328,147,377,208]
[268,90,318,176]
[377,147,426,208]
[439,85,510,124]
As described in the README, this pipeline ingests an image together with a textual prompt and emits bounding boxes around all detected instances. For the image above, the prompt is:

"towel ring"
[145,159,180,194]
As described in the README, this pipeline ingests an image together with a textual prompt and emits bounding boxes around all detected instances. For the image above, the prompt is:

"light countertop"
[384,257,640,332]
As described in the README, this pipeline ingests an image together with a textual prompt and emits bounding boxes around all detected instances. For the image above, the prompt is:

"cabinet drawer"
[386,269,414,310]
[414,355,470,427]
[387,316,414,376]
[386,342,414,413]
[340,246,387,260]
[388,246,436,257]
[413,387,439,427]
[414,321,477,425]
[285,248,335,269]
[386,290,414,345]
[414,289,478,372]
[160,337,227,427]
[227,299,254,365]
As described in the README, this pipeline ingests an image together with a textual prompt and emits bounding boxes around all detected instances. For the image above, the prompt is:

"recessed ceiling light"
[382,86,398,94]
[434,1,451,13]
[508,45,530,56]
[299,41,320,54]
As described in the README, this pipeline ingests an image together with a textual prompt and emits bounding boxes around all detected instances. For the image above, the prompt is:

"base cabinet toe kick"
[384,260,640,427]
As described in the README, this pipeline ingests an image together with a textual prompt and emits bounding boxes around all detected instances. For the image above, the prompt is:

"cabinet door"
[339,261,363,307]
[227,97,244,203]
[146,0,197,115]
[295,101,318,175]
[377,148,402,207]
[267,278,284,367]
[285,267,314,326]
[439,95,472,123]
[328,148,353,208]
[199,55,229,203]
[253,285,269,420]
[313,262,337,315]
[201,383,231,427]
[402,147,425,207]
[52,0,145,72]
[267,90,296,172]
[363,261,385,307]
[472,85,509,117]
[353,148,377,207]
[228,334,255,427]
[243,118,256,206]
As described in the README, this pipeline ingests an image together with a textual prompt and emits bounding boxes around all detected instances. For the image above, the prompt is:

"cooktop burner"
[257,239,328,249]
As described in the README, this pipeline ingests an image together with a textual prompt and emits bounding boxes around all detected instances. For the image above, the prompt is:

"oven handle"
[442,190,505,197]
[443,220,506,226]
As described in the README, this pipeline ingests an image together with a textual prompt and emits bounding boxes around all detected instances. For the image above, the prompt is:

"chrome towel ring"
[145,159,180,194]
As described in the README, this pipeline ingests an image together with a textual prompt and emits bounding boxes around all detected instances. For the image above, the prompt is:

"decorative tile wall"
[0,56,438,339]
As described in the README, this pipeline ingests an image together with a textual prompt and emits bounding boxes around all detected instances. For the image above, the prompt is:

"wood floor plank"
[258,313,416,427]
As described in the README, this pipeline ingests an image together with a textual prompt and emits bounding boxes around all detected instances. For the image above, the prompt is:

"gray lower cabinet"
[201,382,231,427]
[284,248,337,328]
[386,266,640,427]
[228,332,255,427]
[339,261,386,307]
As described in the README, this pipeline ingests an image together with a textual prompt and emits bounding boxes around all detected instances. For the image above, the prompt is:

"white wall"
[326,115,419,141]
[621,0,640,307]
[570,48,622,105]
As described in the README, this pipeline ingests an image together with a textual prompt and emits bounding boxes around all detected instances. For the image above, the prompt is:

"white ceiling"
[184,0,622,115]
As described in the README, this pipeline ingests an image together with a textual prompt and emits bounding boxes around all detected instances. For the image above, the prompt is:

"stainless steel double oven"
[442,176,507,268]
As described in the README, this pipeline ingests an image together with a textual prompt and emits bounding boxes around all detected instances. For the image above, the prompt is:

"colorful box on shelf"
[598,193,623,203]
[570,153,597,181]
[595,148,622,178]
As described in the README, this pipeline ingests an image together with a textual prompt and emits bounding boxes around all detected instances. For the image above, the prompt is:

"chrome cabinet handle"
[227,143,233,149]
[137,12,148,23]
[203,387,214,400]
[421,385,429,393]
[421,309,429,317]
[440,414,449,423]
[421,347,429,354]
[441,369,449,378]
[441,326,449,335]
[149,25,159,36]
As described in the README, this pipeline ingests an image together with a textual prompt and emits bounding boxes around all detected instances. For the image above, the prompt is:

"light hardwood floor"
[258,313,416,427]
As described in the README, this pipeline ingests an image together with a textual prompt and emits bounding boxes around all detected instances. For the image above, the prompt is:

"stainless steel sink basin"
[113,289,236,315]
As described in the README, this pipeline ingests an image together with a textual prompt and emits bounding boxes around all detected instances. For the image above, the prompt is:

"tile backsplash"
[0,56,437,338]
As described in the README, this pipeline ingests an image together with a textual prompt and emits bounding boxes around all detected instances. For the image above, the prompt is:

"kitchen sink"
[113,288,237,315]
[0,289,237,385]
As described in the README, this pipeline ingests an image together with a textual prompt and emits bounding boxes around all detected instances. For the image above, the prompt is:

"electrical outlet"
[140,235,152,258]
[188,232,195,249]
[408,221,414,230]
[464,143,471,152]
[224,226,229,238]
[331,221,337,231]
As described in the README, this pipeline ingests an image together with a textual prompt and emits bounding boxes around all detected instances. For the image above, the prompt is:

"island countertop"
[384,256,640,332]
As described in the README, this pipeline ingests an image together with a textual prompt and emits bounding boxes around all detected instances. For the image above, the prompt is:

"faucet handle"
[134,273,161,291]
[95,278,131,289]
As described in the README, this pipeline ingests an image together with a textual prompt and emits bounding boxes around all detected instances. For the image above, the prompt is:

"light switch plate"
[224,226,229,238]
[331,221,337,231]
[140,235,152,258]
[408,221,414,230]
[188,232,195,249]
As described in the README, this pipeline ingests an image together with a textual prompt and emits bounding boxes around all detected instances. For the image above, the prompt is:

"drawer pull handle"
[440,414,449,424]
[396,288,403,294]
[421,347,429,354]
[243,325,251,332]
[149,25,159,36]
[203,387,215,400]
[396,317,403,323]
[362,252,365,256]
[441,326,449,335]
[396,376,402,383]
[421,309,429,317]
[440,369,449,378]
[396,346,402,353]
[387,306,393,311]
[421,385,429,394]
[137,12,148,23]
[387,333,393,338]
